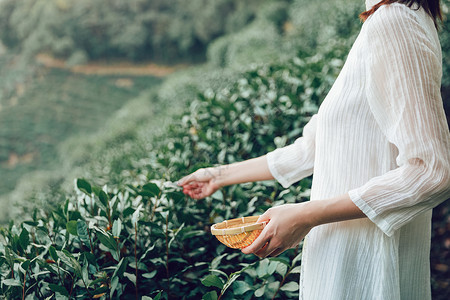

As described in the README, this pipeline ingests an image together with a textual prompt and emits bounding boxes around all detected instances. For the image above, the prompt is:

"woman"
[178,0,450,299]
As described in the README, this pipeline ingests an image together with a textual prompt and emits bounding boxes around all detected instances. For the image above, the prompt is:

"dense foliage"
[0,0,262,63]
[0,45,346,299]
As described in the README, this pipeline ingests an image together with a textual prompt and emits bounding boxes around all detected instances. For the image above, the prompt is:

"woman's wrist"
[297,201,323,229]
[209,156,274,188]
[208,166,228,188]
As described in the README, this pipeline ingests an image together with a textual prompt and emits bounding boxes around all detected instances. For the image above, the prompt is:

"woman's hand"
[177,168,222,199]
[177,156,274,199]
[241,203,314,258]
[242,194,366,258]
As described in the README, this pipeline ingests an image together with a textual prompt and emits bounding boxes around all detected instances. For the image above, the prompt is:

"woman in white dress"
[178,0,450,298]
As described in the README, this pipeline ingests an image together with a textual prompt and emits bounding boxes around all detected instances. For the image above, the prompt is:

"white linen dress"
[266,1,450,299]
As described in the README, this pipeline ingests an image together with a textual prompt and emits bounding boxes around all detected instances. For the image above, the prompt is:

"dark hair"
[360,0,443,27]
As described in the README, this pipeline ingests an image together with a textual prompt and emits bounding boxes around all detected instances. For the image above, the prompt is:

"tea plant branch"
[165,213,170,299]
[150,190,163,222]
[10,263,15,279]
[21,269,28,300]
[204,260,259,299]
[55,259,64,290]
[69,277,75,299]
[271,268,291,300]
[134,222,139,300]
[85,225,100,275]
[25,281,40,299]
[272,247,302,300]
[105,196,113,231]
[86,224,95,255]
[80,277,93,299]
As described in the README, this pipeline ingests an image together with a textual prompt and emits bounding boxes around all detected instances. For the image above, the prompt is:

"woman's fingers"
[241,205,310,258]
[241,232,270,255]
[256,210,271,223]
[178,168,222,199]
[177,173,196,186]
[182,181,212,199]
[178,168,215,186]
[266,247,285,258]
[241,210,273,254]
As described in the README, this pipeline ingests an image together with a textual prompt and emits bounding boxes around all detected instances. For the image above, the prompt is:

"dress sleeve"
[348,4,450,237]
[266,114,317,188]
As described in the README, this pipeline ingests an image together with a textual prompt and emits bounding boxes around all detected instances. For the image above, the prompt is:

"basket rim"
[210,216,266,236]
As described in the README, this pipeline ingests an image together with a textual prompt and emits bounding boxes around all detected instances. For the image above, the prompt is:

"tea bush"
[0,41,348,299]
[0,175,307,300]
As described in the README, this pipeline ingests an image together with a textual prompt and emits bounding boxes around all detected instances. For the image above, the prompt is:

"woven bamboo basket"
[210,216,266,249]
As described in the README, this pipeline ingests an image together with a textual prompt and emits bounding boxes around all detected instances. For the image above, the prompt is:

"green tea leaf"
[142,270,157,279]
[82,260,89,284]
[280,281,299,292]
[234,280,252,295]
[66,220,78,236]
[256,259,269,278]
[23,221,39,226]
[49,246,58,261]
[76,178,92,195]
[59,250,82,277]
[4,247,15,267]
[201,275,224,289]
[154,291,162,300]
[19,227,30,250]
[202,291,218,300]
[276,262,288,277]
[254,285,266,297]
[112,219,122,238]
[110,276,119,298]
[49,283,69,296]
[92,285,108,295]
[292,252,302,265]
[112,257,127,279]
[95,228,117,251]
[267,260,278,276]
[222,271,242,294]
[98,190,109,208]
[131,204,143,227]
[142,182,160,197]
[123,207,135,218]
[0,257,5,268]
[20,259,31,273]
[77,220,90,246]
[2,279,22,287]
[124,272,137,286]
[83,252,97,266]
[168,223,184,250]
[268,257,290,266]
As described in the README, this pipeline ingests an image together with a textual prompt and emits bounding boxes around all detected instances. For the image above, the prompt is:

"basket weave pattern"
[211,216,266,249]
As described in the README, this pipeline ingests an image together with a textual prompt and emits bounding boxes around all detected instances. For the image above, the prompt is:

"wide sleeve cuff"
[267,146,299,188]
[348,189,395,237]
[266,115,317,188]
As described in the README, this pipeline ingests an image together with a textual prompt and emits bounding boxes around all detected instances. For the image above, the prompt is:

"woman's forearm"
[306,193,366,227]
[212,155,274,187]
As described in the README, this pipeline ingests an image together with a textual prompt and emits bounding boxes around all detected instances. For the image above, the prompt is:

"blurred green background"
[0,0,448,298]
